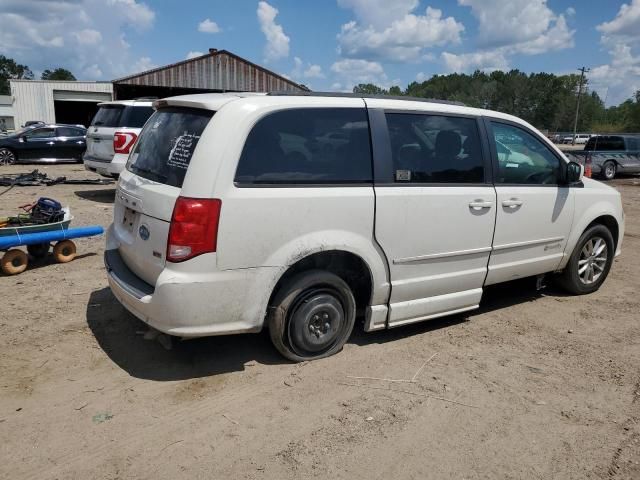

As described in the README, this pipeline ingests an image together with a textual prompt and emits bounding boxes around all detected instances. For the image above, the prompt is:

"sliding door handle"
[502,198,523,208]
[469,200,493,210]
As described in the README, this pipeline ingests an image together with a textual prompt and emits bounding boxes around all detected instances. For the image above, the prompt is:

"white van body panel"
[105,93,625,340]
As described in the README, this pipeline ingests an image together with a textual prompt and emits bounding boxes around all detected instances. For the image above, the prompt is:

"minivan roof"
[155,92,529,128]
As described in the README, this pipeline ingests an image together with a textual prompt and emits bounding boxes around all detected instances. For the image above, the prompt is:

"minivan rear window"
[235,108,372,185]
[91,106,124,127]
[127,107,214,188]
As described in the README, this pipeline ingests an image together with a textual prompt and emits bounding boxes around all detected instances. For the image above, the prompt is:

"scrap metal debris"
[0,170,114,196]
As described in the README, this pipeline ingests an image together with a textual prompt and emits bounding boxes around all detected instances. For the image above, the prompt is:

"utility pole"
[572,66,590,145]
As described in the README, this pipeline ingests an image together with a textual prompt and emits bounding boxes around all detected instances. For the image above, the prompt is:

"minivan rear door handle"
[468,200,493,210]
[502,198,523,208]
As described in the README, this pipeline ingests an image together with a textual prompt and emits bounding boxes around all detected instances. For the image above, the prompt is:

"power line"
[572,66,590,145]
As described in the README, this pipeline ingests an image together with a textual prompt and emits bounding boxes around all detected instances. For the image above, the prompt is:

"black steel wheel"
[269,270,356,362]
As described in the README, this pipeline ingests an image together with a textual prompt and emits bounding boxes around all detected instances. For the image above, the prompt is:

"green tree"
[352,83,387,95]
[0,55,34,95]
[41,68,76,81]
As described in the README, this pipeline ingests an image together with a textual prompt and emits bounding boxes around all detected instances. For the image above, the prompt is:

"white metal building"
[0,95,14,131]
[9,80,113,129]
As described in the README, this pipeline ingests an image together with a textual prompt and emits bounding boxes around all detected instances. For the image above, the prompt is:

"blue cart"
[0,210,103,275]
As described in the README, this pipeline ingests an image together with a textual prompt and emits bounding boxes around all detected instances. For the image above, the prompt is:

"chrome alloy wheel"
[578,236,608,285]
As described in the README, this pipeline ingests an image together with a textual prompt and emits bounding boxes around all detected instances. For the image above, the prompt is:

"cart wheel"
[27,242,50,259]
[1,249,28,275]
[53,240,76,263]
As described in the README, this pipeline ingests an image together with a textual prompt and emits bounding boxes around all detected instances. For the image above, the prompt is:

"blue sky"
[1,0,639,105]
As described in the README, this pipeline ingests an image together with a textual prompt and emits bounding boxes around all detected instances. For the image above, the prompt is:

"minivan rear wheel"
[268,270,356,362]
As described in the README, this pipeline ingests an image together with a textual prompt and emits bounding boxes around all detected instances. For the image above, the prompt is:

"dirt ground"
[1,163,639,480]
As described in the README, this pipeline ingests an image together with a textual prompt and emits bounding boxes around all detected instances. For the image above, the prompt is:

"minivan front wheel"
[558,225,614,295]
[269,270,356,362]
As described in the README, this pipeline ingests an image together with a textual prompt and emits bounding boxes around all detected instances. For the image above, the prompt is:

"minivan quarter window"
[235,108,372,185]
[385,113,485,183]
[491,122,561,185]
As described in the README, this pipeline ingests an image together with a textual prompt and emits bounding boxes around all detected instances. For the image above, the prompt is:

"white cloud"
[132,56,156,72]
[107,0,154,29]
[257,1,290,62]
[589,43,640,104]
[337,0,419,29]
[291,56,325,80]
[441,50,509,72]
[83,64,103,79]
[415,72,428,82]
[591,2,640,105]
[74,29,102,45]
[566,7,576,17]
[186,51,204,60]
[458,0,574,54]
[597,0,640,43]
[198,18,220,34]
[304,64,324,78]
[330,58,388,90]
[337,2,463,62]
[0,0,157,80]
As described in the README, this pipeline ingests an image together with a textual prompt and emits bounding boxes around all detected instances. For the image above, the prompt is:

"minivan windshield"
[127,107,214,188]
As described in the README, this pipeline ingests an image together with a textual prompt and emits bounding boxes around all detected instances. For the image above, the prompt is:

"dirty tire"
[602,161,616,180]
[557,224,614,295]
[53,240,76,263]
[1,249,28,275]
[27,242,50,259]
[269,270,356,362]
[0,147,16,166]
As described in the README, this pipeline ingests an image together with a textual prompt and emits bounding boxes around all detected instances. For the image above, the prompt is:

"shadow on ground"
[74,188,115,204]
[86,287,286,382]
[88,276,566,381]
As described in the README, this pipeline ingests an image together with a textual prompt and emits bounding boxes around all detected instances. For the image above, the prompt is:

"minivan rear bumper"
[104,245,277,338]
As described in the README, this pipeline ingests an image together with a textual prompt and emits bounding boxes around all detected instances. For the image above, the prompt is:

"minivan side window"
[491,122,561,185]
[385,113,485,183]
[235,108,372,184]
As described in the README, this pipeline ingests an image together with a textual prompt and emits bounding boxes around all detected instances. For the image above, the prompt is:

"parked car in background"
[563,134,640,180]
[561,134,591,144]
[83,99,154,178]
[0,124,87,165]
[104,92,624,362]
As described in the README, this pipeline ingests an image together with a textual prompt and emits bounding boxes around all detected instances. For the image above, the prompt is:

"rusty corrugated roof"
[112,49,308,92]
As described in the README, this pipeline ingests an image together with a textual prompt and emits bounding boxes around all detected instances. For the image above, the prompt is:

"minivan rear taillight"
[114,131,138,154]
[167,197,221,262]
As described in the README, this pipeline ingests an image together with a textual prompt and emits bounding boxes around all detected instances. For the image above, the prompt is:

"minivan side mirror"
[565,161,583,184]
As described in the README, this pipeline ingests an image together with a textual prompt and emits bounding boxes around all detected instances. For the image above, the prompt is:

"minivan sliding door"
[368,105,496,327]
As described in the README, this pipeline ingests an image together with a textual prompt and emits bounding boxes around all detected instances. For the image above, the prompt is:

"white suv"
[83,99,154,178]
[105,93,624,361]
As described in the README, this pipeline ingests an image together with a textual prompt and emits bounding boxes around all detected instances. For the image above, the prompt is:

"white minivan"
[105,93,624,361]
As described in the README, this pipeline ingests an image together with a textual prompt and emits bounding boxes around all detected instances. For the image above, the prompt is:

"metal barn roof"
[113,49,308,92]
